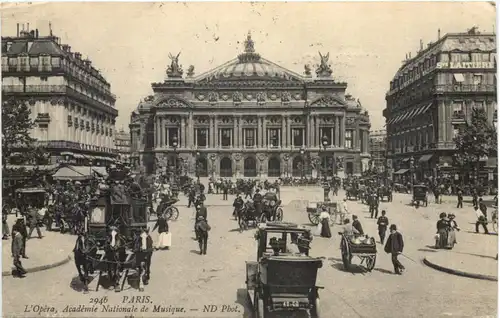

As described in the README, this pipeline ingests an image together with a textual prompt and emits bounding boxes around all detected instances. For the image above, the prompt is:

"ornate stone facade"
[130,33,371,178]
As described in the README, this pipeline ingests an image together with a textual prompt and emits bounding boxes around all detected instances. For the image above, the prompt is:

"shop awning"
[401,158,410,162]
[73,154,84,159]
[52,165,92,180]
[453,73,465,82]
[5,164,57,171]
[419,154,433,162]
[60,151,74,156]
[414,102,433,117]
[394,169,410,175]
[91,166,108,177]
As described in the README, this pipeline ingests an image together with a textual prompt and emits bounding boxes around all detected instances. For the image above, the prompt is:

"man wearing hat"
[194,216,210,255]
[252,189,263,219]
[11,228,27,277]
[194,202,208,240]
[384,224,405,275]
[12,217,28,259]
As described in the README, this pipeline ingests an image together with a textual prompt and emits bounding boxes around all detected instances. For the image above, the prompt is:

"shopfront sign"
[436,61,494,69]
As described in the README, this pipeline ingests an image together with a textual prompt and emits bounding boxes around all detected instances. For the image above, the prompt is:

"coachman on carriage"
[74,165,153,293]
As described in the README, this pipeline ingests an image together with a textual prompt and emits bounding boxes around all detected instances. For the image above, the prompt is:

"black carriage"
[377,185,393,202]
[346,187,359,201]
[14,187,47,215]
[412,185,428,207]
[238,202,262,232]
[246,222,323,318]
[262,192,283,222]
[338,233,377,272]
[155,196,180,221]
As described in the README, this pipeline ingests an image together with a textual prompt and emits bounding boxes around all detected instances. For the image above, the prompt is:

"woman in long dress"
[435,212,449,249]
[319,206,332,238]
[152,213,170,250]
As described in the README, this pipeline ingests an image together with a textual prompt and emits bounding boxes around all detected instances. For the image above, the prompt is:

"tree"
[2,98,36,165]
[2,98,51,190]
[453,107,497,182]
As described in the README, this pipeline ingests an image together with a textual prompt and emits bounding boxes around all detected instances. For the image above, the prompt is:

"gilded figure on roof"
[167,52,183,78]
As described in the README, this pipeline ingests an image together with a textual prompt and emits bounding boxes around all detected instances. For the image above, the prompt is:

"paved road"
[3,188,497,318]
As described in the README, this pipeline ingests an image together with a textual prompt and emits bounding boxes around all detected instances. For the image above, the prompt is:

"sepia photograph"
[0,1,498,317]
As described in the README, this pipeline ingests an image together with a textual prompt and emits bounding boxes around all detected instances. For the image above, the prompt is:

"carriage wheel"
[365,255,376,272]
[166,207,179,221]
[308,213,320,225]
[310,297,321,318]
[340,238,351,270]
[275,208,283,221]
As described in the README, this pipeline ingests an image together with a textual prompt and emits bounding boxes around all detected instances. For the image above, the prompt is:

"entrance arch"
[196,157,208,177]
[244,157,257,177]
[220,157,233,177]
[346,162,354,176]
[292,156,304,177]
[268,157,281,177]
[320,155,335,178]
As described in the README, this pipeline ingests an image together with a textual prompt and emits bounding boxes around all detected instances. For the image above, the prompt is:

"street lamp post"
[300,146,305,179]
[321,135,329,181]
[410,156,415,190]
[195,150,201,180]
[172,136,178,184]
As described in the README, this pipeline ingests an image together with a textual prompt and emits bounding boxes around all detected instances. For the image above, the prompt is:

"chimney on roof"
[420,39,423,51]
[27,23,29,31]
[409,52,411,59]
[75,52,82,60]
[17,23,19,37]
[438,28,441,39]
[35,29,39,38]
[29,30,35,38]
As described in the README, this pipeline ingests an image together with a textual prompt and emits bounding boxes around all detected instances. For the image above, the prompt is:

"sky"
[1,2,496,132]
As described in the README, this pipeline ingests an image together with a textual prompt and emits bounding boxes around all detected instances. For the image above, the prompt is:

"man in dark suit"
[252,189,263,219]
[384,224,405,274]
[352,215,364,235]
[222,183,229,201]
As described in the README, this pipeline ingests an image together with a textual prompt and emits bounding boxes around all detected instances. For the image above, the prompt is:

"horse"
[132,229,153,292]
[104,226,126,292]
[73,232,98,293]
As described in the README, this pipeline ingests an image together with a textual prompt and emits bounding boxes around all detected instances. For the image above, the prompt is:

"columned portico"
[131,32,371,177]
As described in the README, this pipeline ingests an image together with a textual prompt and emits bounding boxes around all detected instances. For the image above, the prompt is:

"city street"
[3,187,498,318]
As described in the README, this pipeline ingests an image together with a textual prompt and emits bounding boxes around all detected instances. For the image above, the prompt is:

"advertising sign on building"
[436,61,494,69]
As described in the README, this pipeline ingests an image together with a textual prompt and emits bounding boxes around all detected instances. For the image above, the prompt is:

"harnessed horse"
[104,226,126,292]
[73,232,98,293]
[132,229,153,291]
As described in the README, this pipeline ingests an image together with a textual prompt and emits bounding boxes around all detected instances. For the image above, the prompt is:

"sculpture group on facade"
[167,52,183,78]
[316,51,333,77]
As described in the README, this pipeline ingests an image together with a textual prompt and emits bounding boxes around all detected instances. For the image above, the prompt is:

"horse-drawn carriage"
[412,185,428,207]
[338,233,377,272]
[378,185,393,202]
[237,192,283,232]
[306,201,337,226]
[74,167,153,293]
[246,222,323,318]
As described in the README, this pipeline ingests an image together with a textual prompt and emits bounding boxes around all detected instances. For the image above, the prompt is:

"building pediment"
[310,95,347,108]
[155,96,192,109]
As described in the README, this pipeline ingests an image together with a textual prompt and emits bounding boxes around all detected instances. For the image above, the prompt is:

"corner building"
[384,28,497,182]
[2,27,118,168]
[130,34,371,178]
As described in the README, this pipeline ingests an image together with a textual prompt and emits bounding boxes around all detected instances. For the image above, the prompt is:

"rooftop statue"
[167,52,183,78]
[304,64,312,76]
[187,65,195,77]
[244,31,255,53]
[316,51,333,78]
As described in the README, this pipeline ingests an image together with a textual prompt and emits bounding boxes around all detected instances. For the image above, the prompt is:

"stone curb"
[423,256,498,282]
[2,255,72,277]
